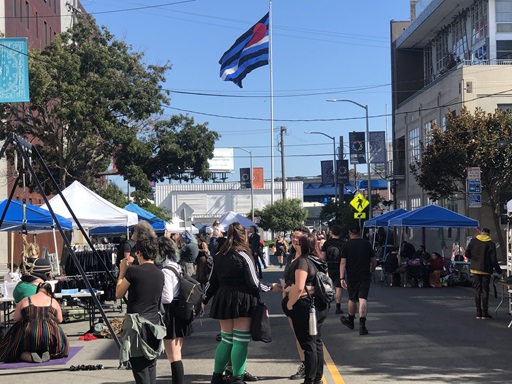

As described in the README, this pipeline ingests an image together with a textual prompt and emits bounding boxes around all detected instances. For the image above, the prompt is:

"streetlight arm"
[305,131,334,141]
[326,99,367,111]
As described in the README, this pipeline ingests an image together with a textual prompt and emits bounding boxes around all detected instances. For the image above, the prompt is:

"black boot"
[340,314,355,329]
[359,317,369,335]
[230,376,245,384]
[211,372,224,384]
[171,361,184,384]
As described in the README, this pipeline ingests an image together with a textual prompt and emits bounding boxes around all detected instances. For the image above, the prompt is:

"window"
[496,0,512,33]
[410,197,421,210]
[12,0,16,17]
[19,0,22,20]
[497,40,512,60]
[498,103,512,112]
[435,32,449,73]
[25,1,29,29]
[471,0,488,45]
[452,17,468,62]
[44,21,47,46]
[424,119,436,144]
[398,199,407,210]
[53,0,56,13]
[36,12,38,37]
[442,115,447,131]
[409,127,420,162]
[424,45,433,84]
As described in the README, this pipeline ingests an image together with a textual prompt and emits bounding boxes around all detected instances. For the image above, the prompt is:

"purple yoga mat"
[0,346,83,369]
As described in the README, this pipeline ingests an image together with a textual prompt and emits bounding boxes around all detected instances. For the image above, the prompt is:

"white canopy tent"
[41,181,138,229]
[165,216,199,234]
[218,211,256,230]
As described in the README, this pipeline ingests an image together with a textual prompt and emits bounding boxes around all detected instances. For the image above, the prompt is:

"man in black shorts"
[339,227,376,335]
[321,224,345,314]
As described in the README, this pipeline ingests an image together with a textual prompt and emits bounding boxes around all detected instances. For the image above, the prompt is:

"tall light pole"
[327,99,371,218]
[235,147,254,222]
[305,131,337,205]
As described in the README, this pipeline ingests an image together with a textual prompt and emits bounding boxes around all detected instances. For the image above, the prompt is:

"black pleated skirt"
[162,301,193,340]
[209,286,259,320]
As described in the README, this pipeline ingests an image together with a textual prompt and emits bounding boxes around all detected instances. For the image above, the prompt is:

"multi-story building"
[390,0,512,227]
[0,0,84,268]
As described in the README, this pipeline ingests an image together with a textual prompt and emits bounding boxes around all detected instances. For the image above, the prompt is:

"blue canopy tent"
[364,209,408,228]
[0,199,73,232]
[388,205,479,259]
[388,205,478,228]
[0,199,73,276]
[90,202,166,235]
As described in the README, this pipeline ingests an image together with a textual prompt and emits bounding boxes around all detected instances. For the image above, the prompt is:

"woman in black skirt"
[203,222,280,384]
[159,236,191,384]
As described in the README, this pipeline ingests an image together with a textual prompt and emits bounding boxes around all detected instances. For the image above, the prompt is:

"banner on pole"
[349,132,366,164]
[337,159,349,183]
[0,38,30,102]
[321,160,334,184]
[253,167,264,189]
[240,168,251,188]
[369,131,386,164]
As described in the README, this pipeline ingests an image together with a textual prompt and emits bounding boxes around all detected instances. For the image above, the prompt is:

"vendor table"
[55,290,104,329]
[495,281,512,327]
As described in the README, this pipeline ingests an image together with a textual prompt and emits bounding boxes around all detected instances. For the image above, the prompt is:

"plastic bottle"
[309,306,317,336]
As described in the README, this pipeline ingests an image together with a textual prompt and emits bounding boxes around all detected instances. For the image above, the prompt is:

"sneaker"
[289,362,305,380]
[481,313,493,320]
[335,307,343,314]
[359,324,369,335]
[340,316,354,330]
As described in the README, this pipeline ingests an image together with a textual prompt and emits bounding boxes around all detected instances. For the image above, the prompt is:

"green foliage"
[0,14,218,194]
[257,199,309,233]
[320,202,359,237]
[96,182,129,208]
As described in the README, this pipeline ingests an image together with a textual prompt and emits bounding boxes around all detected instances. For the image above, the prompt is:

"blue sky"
[83,0,411,185]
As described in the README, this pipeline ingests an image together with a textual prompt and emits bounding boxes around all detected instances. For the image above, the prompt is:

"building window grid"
[410,197,421,210]
[25,1,29,29]
[409,127,420,162]
[12,0,16,17]
[435,32,449,73]
[442,116,447,131]
[451,17,468,62]
[496,0,512,33]
[471,0,488,46]
[424,45,433,85]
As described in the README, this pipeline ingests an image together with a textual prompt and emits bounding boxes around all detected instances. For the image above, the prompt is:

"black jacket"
[465,234,502,275]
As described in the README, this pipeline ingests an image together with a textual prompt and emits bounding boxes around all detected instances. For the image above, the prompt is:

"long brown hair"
[219,222,251,255]
[299,234,321,258]
[36,282,55,298]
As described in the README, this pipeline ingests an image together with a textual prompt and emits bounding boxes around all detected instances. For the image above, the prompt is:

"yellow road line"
[323,345,346,384]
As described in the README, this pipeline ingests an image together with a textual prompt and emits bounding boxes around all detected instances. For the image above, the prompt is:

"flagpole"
[269,0,275,204]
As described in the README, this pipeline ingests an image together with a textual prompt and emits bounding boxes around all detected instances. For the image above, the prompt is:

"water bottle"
[308,306,318,336]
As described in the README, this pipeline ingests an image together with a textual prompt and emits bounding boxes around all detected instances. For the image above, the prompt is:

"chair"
[380,260,396,287]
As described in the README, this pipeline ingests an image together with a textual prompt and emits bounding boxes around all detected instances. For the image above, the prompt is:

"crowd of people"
[4,220,504,383]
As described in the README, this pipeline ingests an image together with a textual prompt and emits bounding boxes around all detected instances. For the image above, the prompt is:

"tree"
[132,190,171,221]
[257,199,309,233]
[410,107,512,258]
[96,182,129,208]
[0,14,218,194]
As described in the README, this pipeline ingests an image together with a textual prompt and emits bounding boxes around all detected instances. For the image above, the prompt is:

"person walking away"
[339,227,377,335]
[203,222,280,384]
[321,224,345,314]
[274,235,288,268]
[465,228,503,319]
[178,232,198,278]
[159,236,192,384]
[116,223,166,384]
[249,225,265,278]
[283,234,328,384]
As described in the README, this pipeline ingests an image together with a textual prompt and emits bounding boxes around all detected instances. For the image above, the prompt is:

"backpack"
[306,255,335,305]
[164,266,204,324]
[325,243,342,265]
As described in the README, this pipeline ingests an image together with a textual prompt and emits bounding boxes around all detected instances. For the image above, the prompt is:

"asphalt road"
[1,266,512,384]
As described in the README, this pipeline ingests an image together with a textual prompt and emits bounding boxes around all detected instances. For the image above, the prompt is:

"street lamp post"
[327,99,371,218]
[235,147,254,222]
[305,131,337,205]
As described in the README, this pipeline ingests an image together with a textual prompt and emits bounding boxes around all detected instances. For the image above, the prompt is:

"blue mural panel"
[0,38,30,102]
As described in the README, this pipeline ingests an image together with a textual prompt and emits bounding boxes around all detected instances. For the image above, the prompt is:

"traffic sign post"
[350,193,369,212]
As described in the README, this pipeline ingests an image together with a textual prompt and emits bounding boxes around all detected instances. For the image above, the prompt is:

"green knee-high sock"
[231,329,251,377]
[213,331,233,374]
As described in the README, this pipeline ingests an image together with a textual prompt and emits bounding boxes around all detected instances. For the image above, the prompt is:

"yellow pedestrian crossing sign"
[350,193,369,212]
[354,212,366,219]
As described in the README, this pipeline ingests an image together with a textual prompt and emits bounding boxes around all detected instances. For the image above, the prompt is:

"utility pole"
[280,126,287,199]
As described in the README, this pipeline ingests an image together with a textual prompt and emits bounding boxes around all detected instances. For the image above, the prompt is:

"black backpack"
[306,255,335,305]
[164,266,203,324]
[325,243,342,264]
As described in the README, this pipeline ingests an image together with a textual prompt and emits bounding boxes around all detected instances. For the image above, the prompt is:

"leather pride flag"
[219,13,269,88]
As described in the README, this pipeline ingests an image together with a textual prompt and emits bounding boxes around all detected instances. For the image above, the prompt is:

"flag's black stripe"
[232,60,269,88]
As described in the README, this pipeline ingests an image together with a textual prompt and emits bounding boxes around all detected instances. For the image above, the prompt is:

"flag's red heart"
[246,23,267,47]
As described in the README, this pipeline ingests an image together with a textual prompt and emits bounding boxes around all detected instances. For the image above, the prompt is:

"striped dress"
[0,297,69,362]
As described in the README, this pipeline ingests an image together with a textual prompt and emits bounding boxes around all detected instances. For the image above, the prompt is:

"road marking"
[323,345,345,384]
